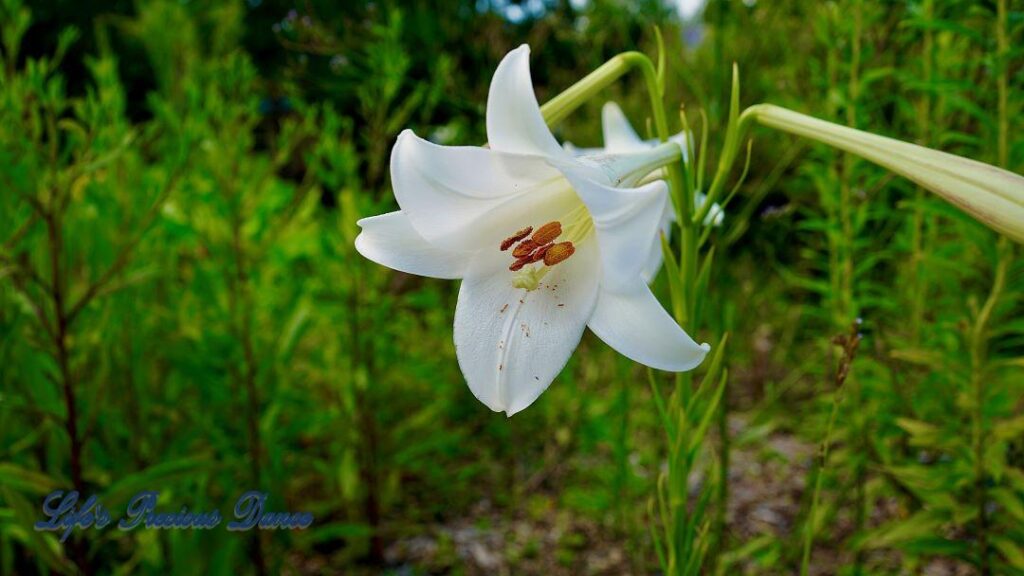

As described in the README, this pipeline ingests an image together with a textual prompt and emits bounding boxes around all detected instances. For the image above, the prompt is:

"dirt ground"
[291,415,974,575]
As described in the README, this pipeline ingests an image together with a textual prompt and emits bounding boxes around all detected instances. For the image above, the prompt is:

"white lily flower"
[355,45,710,416]
[564,101,725,281]
[564,101,690,157]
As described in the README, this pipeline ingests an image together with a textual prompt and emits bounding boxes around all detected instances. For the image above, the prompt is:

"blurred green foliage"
[0,0,1022,574]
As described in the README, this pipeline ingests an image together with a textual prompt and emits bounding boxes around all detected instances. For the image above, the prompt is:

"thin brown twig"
[801,319,863,576]
[3,213,40,251]
[8,269,56,341]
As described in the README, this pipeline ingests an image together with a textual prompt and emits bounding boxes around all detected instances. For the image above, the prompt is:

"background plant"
[0,0,1020,574]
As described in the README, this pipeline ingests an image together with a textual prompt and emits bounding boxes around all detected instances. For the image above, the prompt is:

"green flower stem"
[539,55,631,127]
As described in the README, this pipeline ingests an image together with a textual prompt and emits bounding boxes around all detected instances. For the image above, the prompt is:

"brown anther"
[531,221,562,245]
[512,239,538,259]
[509,257,531,272]
[528,244,550,263]
[543,242,575,266]
[500,226,533,251]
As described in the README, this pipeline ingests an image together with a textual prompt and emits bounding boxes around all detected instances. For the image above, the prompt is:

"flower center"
[498,204,593,291]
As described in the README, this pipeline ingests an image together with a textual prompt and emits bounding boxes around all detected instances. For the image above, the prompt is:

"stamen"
[528,244,550,263]
[512,239,539,259]
[543,242,575,266]
[509,257,531,272]
[530,221,562,245]
[500,227,533,251]
[504,211,589,291]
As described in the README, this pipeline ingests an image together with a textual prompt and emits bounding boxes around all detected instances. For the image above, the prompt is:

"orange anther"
[531,221,562,245]
[500,226,533,251]
[543,242,575,266]
[512,239,538,259]
[509,257,531,272]
[528,244,550,263]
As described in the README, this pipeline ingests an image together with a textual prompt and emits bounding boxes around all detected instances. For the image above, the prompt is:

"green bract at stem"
[738,104,1024,244]
[695,64,744,228]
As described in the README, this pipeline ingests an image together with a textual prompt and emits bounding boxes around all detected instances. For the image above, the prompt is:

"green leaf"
[0,463,65,496]
[100,457,212,510]
[652,25,665,98]
[689,370,727,454]
[694,246,715,321]
[277,300,311,361]
[659,231,685,324]
[994,536,1024,569]
[304,521,373,544]
[993,415,1024,442]
[0,488,75,574]
[991,488,1024,522]
[857,510,944,549]
[895,418,943,447]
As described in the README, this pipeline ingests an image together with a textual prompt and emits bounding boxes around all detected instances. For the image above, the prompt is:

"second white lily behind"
[566,101,725,280]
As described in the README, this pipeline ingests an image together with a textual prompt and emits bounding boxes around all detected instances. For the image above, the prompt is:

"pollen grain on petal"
[512,239,538,259]
[543,242,575,266]
[500,226,533,251]
[530,221,562,245]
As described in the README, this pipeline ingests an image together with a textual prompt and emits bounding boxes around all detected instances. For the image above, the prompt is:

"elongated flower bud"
[744,104,1024,243]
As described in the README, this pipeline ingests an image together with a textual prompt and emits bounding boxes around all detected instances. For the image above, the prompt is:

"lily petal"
[562,141,604,156]
[641,193,675,282]
[486,45,569,160]
[573,144,683,188]
[588,281,710,372]
[559,166,710,371]
[454,240,600,416]
[391,130,570,251]
[602,101,691,157]
[602,101,647,152]
[638,192,721,282]
[698,192,725,227]
[560,166,671,292]
[355,211,471,279]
